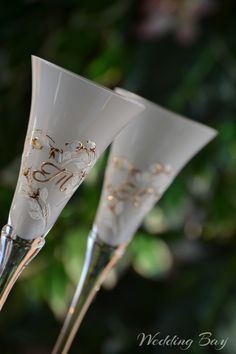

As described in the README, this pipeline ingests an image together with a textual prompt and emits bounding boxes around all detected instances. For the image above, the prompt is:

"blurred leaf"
[130,233,173,279]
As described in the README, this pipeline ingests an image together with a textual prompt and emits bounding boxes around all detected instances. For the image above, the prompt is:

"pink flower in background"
[136,0,216,44]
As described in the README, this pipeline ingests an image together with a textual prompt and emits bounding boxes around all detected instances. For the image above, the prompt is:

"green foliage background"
[0,1,236,353]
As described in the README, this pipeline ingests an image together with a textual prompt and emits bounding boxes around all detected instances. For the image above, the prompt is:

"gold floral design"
[21,129,97,225]
[106,156,171,208]
[100,156,172,233]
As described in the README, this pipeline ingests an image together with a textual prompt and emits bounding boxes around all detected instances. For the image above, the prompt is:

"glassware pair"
[0,57,217,353]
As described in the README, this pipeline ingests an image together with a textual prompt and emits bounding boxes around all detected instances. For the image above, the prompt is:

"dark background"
[0,0,236,353]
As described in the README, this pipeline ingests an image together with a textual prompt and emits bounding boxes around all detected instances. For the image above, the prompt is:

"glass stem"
[0,224,44,311]
[52,230,125,354]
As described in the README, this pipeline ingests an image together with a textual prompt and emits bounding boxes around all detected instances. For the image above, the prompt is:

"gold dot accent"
[23,168,29,177]
[147,188,154,194]
[69,307,75,315]
[155,163,163,172]
[31,137,43,150]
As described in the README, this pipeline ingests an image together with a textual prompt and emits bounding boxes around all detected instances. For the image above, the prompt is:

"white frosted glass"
[8,61,144,240]
[95,88,217,246]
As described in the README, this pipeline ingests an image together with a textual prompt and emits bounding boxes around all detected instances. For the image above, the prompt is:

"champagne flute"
[0,62,144,311]
[52,88,217,354]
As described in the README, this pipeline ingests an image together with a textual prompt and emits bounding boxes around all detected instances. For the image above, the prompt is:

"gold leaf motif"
[105,156,172,216]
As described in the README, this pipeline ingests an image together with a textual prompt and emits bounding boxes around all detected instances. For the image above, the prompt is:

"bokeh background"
[0,0,236,353]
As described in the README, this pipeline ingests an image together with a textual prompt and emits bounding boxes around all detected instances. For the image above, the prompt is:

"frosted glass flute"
[0,63,144,311]
[52,88,217,354]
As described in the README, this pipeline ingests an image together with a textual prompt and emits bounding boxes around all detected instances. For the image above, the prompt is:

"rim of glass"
[32,56,145,110]
[115,87,218,136]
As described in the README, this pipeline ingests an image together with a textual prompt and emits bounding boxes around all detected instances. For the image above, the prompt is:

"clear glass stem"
[0,224,44,311]
[52,230,125,354]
